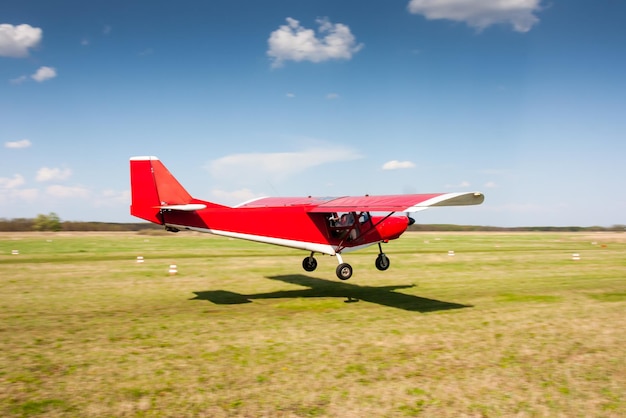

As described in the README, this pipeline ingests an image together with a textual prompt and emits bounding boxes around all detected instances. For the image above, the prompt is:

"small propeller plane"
[130,156,484,280]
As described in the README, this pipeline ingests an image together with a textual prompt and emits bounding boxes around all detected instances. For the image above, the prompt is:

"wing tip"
[436,191,484,206]
[405,191,484,211]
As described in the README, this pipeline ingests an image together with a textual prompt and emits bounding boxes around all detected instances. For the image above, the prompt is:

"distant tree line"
[408,224,625,232]
[0,213,624,233]
[0,213,161,232]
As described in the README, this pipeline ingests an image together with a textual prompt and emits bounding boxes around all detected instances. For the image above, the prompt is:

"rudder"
[129,156,194,224]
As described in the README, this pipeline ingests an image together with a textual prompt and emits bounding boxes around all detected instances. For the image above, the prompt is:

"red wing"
[235,192,484,213]
[235,196,337,208]
[308,192,484,213]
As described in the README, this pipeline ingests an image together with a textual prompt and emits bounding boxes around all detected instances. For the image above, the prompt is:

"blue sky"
[1,0,625,227]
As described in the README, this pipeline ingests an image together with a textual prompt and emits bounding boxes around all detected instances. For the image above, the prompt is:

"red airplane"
[130,156,484,280]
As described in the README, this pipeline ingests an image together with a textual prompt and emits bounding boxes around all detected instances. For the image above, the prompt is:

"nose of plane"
[377,216,409,241]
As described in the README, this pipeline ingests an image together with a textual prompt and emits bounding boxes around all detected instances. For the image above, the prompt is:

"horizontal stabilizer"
[157,204,207,211]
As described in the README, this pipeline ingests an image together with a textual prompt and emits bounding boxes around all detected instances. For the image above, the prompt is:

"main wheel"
[375,254,390,271]
[336,263,353,280]
[302,256,317,272]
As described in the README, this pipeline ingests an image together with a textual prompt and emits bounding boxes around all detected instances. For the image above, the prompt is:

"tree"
[33,212,62,232]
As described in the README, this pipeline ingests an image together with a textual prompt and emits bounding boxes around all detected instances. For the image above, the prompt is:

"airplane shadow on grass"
[191,274,471,313]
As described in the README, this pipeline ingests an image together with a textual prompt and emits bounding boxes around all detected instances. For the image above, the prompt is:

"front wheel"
[336,263,353,280]
[375,254,390,271]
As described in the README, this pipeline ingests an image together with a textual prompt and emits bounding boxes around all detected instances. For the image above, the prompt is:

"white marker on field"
[572,253,581,261]
[11,249,19,255]
[136,256,144,263]
[448,250,455,256]
[169,264,178,275]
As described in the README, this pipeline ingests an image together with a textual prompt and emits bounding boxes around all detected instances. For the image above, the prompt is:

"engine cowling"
[375,216,409,241]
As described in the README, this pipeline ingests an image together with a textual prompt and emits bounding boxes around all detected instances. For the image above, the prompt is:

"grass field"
[1,231,625,417]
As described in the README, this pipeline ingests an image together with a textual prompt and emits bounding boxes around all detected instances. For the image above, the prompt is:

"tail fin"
[129,156,224,224]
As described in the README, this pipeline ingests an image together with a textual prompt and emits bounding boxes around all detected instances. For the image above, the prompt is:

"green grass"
[1,231,625,417]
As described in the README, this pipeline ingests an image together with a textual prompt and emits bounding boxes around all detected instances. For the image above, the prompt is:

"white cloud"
[0,174,25,189]
[5,139,32,149]
[101,189,128,199]
[484,181,497,188]
[10,75,28,84]
[0,23,42,57]
[10,67,57,84]
[46,185,90,199]
[445,180,471,188]
[267,17,363,68]
[0,187,38,205]
[31,66,57,82]
[36,167,72,182]
[94,189,130,207]
[382,160,416,170]
[0,175,38,205]
[14,188,38,201]
[407,0,542,32]
[286,92,296,98]
[326,93,340,100]
[208,146,363,183]
[211,188,266,206]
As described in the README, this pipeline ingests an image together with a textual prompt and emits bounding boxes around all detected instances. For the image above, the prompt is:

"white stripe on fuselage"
[165,223,359,255]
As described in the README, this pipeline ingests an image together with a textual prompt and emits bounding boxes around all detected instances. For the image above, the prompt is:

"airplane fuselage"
[159,205,409,256]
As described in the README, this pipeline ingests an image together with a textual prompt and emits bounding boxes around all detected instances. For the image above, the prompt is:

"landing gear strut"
[334,253,353,280]
[303,244,389,280]
[302,253,353,280]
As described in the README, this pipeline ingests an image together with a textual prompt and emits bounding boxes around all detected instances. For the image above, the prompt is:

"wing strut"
[334,211,397,253]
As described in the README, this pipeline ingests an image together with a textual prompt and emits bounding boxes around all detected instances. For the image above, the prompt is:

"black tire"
[336,263,353,280]
[302,256,317,272]
[375,254,390,271]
